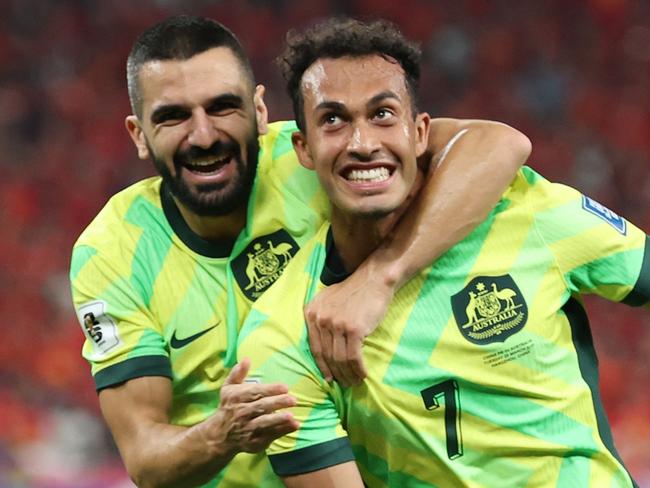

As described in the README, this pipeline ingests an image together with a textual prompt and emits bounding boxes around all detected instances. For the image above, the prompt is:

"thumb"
[224,357,251,385]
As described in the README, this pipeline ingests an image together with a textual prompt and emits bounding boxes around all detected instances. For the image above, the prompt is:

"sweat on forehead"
[278,18,422,132]
[299,55,412,112]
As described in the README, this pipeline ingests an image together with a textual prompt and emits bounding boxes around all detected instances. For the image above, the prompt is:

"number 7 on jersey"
[420,379,464,460]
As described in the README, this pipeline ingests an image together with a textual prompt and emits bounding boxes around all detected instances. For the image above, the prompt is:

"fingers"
[305,302,369,386]
[252,411,299,437]
[330,331,351,387]
[224,358,251,385]
[241,392,296,420]
[346,335,367,385]
[217,383,299,453]
[330,331,367,387]
[239,411,300,453]
[222,382,289,405]
[306,307,333,382]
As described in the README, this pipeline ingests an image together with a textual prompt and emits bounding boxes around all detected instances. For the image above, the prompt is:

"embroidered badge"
[231,229,298,301]
[451,275,528,345]
[76,300,121,355]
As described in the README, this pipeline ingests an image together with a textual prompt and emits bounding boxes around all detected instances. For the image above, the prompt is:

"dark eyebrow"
[314,91,401,114]
[314,100,346,112]
[368,90,400,106]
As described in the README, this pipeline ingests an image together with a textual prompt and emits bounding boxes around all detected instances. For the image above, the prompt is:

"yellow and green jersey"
[238,167,649,488]
[70,121,328,487]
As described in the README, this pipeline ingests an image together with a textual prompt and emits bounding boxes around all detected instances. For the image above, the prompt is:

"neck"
[329,170,425,272]
[330,208,401,273]
[175,198,247,242]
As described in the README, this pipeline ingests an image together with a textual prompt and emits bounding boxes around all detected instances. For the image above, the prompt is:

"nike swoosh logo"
[170,322,220,349]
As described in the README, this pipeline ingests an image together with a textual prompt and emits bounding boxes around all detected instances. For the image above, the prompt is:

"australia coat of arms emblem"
[451,275,528,345]
[231,229,298,301]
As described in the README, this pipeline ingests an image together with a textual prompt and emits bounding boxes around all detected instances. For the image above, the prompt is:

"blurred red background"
[1,1,648,486]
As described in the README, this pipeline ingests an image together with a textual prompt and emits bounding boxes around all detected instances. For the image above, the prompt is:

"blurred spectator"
[2,0,648,485]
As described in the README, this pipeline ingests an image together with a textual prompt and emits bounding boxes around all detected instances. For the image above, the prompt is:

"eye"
[208,101,239,116]
[373,108,395,123]
[320,112,345,130]
[323,113,341,125]
[153,109,190,126]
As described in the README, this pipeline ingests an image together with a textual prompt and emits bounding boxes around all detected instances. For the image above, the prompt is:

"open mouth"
[343,166,392,183]
[183,155,232,175]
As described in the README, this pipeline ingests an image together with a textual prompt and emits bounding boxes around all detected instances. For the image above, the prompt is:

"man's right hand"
[204,358,299,455]
[98,359,298,487]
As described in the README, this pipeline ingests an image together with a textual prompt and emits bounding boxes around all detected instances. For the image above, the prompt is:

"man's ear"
[414,112,431,159]
[125,116,150,160]
[291,131,315,170]
[254,84,269,135]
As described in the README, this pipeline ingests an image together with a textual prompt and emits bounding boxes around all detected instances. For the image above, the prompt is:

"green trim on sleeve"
[622,235,650,307]
[94,355,171,391]
[563,297,638,488]
[269,437,354,476]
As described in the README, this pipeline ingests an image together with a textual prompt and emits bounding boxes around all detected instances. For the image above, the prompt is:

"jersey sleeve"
[237,233,354,476]
[523,167,649,305]
[70,243,171,390]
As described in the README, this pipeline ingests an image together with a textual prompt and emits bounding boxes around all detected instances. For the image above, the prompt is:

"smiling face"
[126,47,268,217]
[292,55,429,220]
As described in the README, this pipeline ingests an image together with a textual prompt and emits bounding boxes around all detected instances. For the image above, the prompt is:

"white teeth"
[347,167,390,182]
[188,156,228,167]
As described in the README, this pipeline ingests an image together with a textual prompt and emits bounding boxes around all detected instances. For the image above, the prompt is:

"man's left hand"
[304,266,395,386]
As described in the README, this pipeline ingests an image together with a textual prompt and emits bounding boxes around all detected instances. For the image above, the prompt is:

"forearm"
[100,379,235,488]
[365,118,531,289]
[102,363,297,487]
[119,421,234,488]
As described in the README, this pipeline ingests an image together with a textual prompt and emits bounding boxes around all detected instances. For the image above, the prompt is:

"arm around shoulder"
[304,118,532,385]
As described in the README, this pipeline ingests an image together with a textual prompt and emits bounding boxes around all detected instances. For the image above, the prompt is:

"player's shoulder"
[241,225,329,338]
[257,120,299,170]
[73,176,163,253]
[503,166,581,209]
[510,166,581,200]
[266,120,299,138]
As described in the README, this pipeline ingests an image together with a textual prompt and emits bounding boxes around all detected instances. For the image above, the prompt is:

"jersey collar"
[160,181,235,258]
[320,226,351,286]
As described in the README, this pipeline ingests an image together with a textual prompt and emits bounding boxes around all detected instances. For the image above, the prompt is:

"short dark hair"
[277,17,422,132]
[127,15,254,117]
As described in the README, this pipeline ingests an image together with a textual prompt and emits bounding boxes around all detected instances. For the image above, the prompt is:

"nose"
[187,109,217,149]
[346,122,380,159]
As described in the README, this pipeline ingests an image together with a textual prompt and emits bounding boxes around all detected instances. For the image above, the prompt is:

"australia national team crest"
[451,275,528,345]
[231,229,298,301]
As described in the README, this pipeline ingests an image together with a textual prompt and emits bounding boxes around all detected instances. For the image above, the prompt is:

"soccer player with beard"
[70,15,531,488]
[238,18,649,488]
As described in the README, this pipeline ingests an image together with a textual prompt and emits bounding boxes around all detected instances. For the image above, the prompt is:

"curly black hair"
[277,17,422,132]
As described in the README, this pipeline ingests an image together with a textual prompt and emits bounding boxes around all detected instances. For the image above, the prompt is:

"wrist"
[364,252,404,292]
[191,415,237,465]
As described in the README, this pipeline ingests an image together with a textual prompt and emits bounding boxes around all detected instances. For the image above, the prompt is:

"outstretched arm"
[99,359,298,488]
[305,118,532,385]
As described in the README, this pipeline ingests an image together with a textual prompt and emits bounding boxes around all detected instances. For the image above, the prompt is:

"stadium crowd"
[1,0,648,486]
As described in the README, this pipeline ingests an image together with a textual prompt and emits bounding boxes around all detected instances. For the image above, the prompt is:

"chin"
[347,205,398,220]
